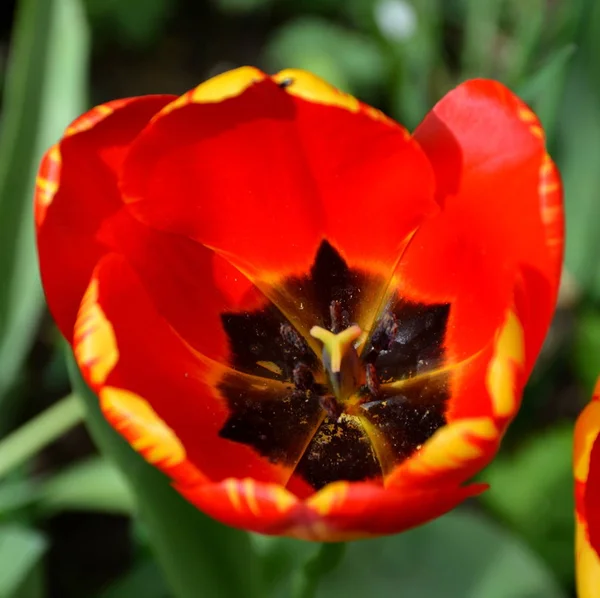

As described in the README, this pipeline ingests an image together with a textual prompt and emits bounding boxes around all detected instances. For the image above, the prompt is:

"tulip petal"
[404,79,562,373]
[120,67,437,336]
[575,378,600,598]
[35,95,176,339]
[178,476,484,541]
[73,252,294,486]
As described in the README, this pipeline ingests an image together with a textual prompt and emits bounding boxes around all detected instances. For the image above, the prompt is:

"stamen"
[293,362,315,392]
[280,323,309,353]
[365,363,380,397]
[329,300,349,334]
[371,312,398,353]
[319,395,344,420]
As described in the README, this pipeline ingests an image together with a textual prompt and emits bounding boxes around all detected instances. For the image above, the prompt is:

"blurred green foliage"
[0,0,598,596]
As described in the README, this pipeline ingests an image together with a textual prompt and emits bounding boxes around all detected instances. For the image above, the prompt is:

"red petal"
[296,480,485,541]
[121,68,437,283]
[587,432,600,561]
[73,252,289,486]
[176,477,300,534]
[35,95,175,340]
[97,208,258,364]
[178,477,484,540]
[403,80,562,370]
[575,379,600,597]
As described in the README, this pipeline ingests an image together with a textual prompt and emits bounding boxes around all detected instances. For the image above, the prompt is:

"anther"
[365,363,380,398]
[319,395,344,420]
[280,323,308,353]
[371,312,398,353]
[329,300,349,334]
[293,362,315,392]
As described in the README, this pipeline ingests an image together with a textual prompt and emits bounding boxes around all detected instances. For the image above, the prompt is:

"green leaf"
[387,0,446,129]
[292,542,346,598]
[85,0,171,48]
[557,65,600,298]
[480,425,575,588]
[461,0,505,77]
[0,480,39,519]
[0,394,83,481]
[0,525,47,598]
[504,0,546,86]
[262,17,389,96]
[66,352,263,598]
[315,509,566,598]
[214,0,273,14]
[97,560,169,598]
[250,535,312,597]
[573,309,600,394]
[38,457,134,515]
[0,0,89,427]
[516,44,576,143]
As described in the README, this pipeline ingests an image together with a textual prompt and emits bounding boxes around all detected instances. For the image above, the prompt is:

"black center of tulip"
[218,241,450,490]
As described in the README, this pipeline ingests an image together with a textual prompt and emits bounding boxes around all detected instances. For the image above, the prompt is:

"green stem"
[292,542,347,598]
[0,393,83,479]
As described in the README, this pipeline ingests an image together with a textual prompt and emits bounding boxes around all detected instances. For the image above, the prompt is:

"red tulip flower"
[35,67,563,540]
[575,377,600,596]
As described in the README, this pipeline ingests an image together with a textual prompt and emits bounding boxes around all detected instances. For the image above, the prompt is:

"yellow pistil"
[310,324,363,402]
[310,325,362,373]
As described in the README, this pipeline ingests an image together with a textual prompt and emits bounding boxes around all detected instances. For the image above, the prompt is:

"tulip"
[35,67,563,540]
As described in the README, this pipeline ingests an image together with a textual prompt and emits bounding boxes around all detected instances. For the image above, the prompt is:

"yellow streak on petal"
[35,176,58,194]
[517,106,538,123]
[73,279,118,386]
[273,69,360,113]
[242,478,261,516]
[100,386,186,468]
[34,145,62,226]
[576,518,600,598]
[529,125,545,139]
[162,67,266,115]
[224,478,243,512]
[485,310,525,419]
[307,481,349,516]
[540,182,560,194]
[574,400,600,482]
[541,155,555,176]
[65,104,115,136]
[403,418,498,476]
[272,486,297,513]
[516,105,546,141]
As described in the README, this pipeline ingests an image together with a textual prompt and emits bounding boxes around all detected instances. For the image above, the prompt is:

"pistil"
[310,324,363,402]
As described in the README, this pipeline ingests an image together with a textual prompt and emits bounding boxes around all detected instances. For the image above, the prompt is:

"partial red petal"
[575,378,600,598]
[121,67,437,285]
[73,252,289,486]
[295,480,485,541]
[179,476,483,540]
[35,95,175,340]
[97,208,258,364]
[177,477,300,534]
[587,433,600,563]
[404,80,562,371]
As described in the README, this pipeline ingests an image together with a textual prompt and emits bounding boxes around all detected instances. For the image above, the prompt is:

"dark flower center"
[218,241,450,490]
